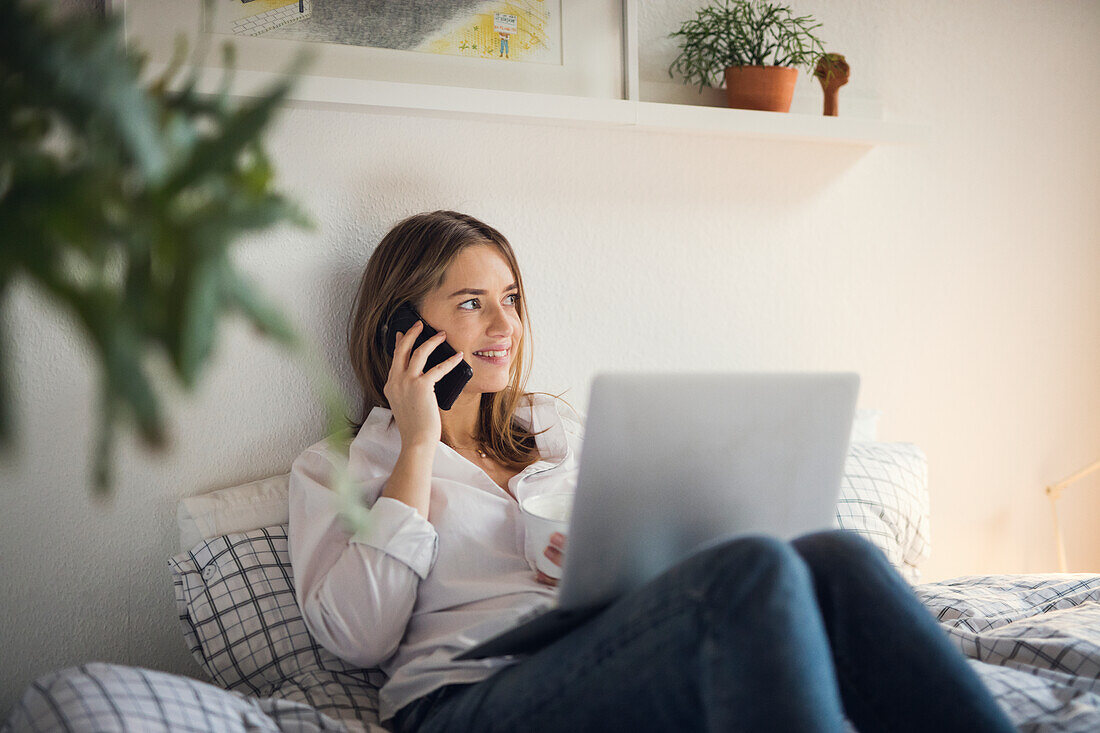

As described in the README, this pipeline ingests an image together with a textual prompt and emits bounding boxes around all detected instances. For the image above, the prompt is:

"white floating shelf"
[311,79,925,146]
[634,101,925,145]
[157,65,926,146]
[300,77,640,131]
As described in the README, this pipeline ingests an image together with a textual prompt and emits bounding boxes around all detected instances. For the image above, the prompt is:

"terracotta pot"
[722,66,798,112]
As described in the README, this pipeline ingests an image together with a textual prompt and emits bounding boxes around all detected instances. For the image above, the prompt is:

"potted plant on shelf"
[668,0,827,113]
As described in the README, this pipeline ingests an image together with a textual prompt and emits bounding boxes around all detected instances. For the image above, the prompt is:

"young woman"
[288,210,1015,733]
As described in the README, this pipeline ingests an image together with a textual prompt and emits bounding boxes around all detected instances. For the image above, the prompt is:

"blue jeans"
[394,530,1015,733]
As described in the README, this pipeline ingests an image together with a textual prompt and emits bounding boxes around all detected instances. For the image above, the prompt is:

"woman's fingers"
[429,350,465,379]
[409,327,448,374]
[535,570,559,587]
[392,320,422,366]
[543,544,563,566]
[542,532,567,568]
[397,320,422,348]
[396,321,427,362]
[538,533,568,585]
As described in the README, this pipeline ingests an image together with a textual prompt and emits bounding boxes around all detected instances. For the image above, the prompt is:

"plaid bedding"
[0,662,355,733]
[5,543,1099,732]
[916,574,1100,732]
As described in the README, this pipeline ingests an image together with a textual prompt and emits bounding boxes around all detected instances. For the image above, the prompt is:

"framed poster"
[115,1,626,103]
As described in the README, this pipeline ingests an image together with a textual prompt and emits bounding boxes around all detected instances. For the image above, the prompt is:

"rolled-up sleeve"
[351,497,437,579]
[288,446,438,669]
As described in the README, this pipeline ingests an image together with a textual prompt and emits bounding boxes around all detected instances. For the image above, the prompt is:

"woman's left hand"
[535,532,567,587]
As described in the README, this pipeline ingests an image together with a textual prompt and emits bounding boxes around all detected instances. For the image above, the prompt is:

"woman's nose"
[487,305,514,336]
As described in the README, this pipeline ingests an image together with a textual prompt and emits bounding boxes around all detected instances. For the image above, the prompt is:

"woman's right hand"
[383,320,465,449]
[536,532,567,587]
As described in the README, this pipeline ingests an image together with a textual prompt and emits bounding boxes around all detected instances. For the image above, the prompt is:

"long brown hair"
[347,210,571,469]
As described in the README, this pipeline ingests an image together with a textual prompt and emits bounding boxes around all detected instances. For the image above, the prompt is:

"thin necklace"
[453,442,487,459]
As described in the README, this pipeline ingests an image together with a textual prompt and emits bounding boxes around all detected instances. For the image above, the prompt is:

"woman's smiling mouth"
[472,348,509,364]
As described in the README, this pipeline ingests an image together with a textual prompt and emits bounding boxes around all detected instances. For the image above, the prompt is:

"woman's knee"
[792,529,890,576]
[682,534,814,612]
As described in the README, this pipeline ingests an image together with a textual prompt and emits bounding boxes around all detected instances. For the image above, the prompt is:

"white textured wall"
[2,0,1099,718]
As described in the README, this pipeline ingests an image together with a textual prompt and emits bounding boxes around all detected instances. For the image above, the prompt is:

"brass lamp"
[1045,458,1100,572]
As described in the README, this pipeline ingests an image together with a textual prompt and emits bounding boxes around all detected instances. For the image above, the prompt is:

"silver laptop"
[455,371,859,660]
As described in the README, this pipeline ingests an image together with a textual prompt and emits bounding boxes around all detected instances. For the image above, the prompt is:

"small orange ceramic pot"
[722,66,798,112]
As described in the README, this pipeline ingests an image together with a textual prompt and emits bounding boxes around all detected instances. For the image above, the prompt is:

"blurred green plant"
[668,0,827,92]
[0,0,354,495]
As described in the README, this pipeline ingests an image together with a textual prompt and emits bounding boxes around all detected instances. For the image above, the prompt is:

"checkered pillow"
[168,525,389,730]
[3,662,351,733]
[835,442,931,584]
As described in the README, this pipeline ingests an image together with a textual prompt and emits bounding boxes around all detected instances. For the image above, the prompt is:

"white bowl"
[519,493,573,579]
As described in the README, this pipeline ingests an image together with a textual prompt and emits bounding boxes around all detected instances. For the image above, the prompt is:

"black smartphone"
[380,301,473,411]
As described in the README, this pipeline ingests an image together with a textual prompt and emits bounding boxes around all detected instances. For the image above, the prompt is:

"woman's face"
[416,244,523,395]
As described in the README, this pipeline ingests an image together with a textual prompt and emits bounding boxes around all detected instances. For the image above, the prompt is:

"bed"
[4,437,1100,732]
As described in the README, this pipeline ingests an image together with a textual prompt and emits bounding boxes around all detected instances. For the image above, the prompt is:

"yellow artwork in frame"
[121,0,624,101]
[420,1,558,65]
[214,0,313,38]
[216,0,562,67]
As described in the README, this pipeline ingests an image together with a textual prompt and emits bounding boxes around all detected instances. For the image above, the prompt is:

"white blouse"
[288,393,585,722]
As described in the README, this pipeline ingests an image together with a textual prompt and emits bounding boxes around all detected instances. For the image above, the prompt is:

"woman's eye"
[459,294,520,310]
